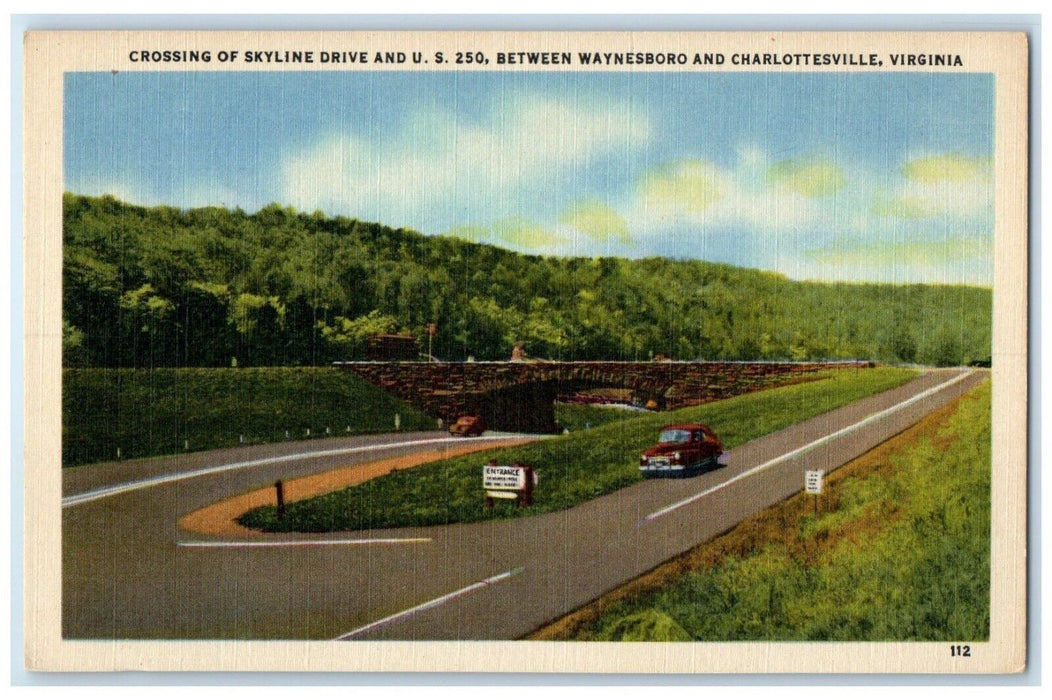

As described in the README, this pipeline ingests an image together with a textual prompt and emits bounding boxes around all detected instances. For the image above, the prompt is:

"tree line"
[62,193,992,368]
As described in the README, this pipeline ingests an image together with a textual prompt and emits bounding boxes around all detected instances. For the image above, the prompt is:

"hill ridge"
[62,192,991,368]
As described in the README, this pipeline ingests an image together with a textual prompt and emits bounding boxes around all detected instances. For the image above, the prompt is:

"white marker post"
[805,469,824,516]
[427,322,438,362]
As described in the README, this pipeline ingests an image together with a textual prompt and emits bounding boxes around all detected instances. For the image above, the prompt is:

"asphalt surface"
[62,368,985,641]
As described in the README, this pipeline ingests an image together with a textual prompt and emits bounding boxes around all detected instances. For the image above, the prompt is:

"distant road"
[62,369,984,640]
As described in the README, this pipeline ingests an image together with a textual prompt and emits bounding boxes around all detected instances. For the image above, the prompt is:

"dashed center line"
[335,566,525,640]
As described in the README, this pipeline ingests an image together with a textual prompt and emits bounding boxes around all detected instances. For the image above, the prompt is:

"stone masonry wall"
[337,360,874,433]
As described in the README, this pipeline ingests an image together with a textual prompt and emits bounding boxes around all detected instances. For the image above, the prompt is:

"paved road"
[62,369,985,641]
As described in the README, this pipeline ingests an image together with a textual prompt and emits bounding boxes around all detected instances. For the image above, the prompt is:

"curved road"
[62,369,985,641]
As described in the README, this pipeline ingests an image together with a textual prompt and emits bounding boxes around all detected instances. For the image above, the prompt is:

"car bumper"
[639,463,687,474]
[640,455,721,477]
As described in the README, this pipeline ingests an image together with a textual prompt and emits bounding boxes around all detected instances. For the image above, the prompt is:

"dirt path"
[178,438,534,537]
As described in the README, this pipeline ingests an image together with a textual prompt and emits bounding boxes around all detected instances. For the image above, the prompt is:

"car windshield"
[659,429,692,444]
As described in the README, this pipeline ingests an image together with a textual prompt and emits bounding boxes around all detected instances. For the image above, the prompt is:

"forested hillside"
[63,193,991,368]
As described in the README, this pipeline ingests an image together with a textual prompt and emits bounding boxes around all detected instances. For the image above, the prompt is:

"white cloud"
[608,146,992,285]
[869,153,993,222]
[281,121,993,285]
[894,176,993,220]
[624,151,825,238]
[783,234,994,286]
[558,199,631,244]
[281,93,650,229]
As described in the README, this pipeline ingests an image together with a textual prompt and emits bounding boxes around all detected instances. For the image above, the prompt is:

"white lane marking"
[177,537,431,548]
[335,566,525,640]
[62,435,532,508]
[640,370,975,525]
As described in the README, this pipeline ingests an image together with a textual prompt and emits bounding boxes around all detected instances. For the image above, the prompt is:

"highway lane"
[341,368,986,641]
[62,369,985,641]
[61,432,534,638]
[62,433,532,508]
[64,431,461,499]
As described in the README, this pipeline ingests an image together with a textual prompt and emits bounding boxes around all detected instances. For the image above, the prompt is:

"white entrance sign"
[483,465,527,490]
[805,469,824,495]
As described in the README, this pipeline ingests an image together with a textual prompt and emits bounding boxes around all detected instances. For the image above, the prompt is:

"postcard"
[23,29,1028,673]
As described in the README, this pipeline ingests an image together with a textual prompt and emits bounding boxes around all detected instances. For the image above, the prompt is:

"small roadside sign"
[805,469,824,495]
[483,464,527,490]
[483,462,537,508]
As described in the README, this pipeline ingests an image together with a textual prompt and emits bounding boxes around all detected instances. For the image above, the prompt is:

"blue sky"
[65,70,994,285]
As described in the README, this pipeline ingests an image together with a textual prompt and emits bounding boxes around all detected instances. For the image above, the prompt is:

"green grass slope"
[63,367,436,466]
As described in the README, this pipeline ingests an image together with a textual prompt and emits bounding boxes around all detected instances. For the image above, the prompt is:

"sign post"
[427,322,438,362]
[805,469,824,516]
[483,461,537,508]
[275,479,286,520]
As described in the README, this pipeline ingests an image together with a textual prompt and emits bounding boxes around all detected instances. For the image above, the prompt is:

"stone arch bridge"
[337,360,874,434]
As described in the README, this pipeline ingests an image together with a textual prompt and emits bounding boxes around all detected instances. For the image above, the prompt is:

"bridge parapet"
[335,360,874,434]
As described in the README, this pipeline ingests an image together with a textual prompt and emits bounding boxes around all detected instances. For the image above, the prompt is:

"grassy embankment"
[532,380,991,642]
[62,367,435,466]
[239,366,918,532]
[553,403,650,432]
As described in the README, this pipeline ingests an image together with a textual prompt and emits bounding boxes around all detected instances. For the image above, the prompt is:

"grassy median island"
[63,367,435,466]
[532,380,991,642]
[238,366,918,532]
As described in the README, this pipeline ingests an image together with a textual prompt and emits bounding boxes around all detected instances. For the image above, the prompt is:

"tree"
[118,283,175,367]
[888,327,918,364]
[60,193,993,369]
[927,328,964,367]
[317,310,401,360]
[182,281,234,366]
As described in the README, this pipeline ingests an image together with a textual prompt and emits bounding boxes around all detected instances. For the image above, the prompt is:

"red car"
[640,423,725,477]
[449,415,485,437]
